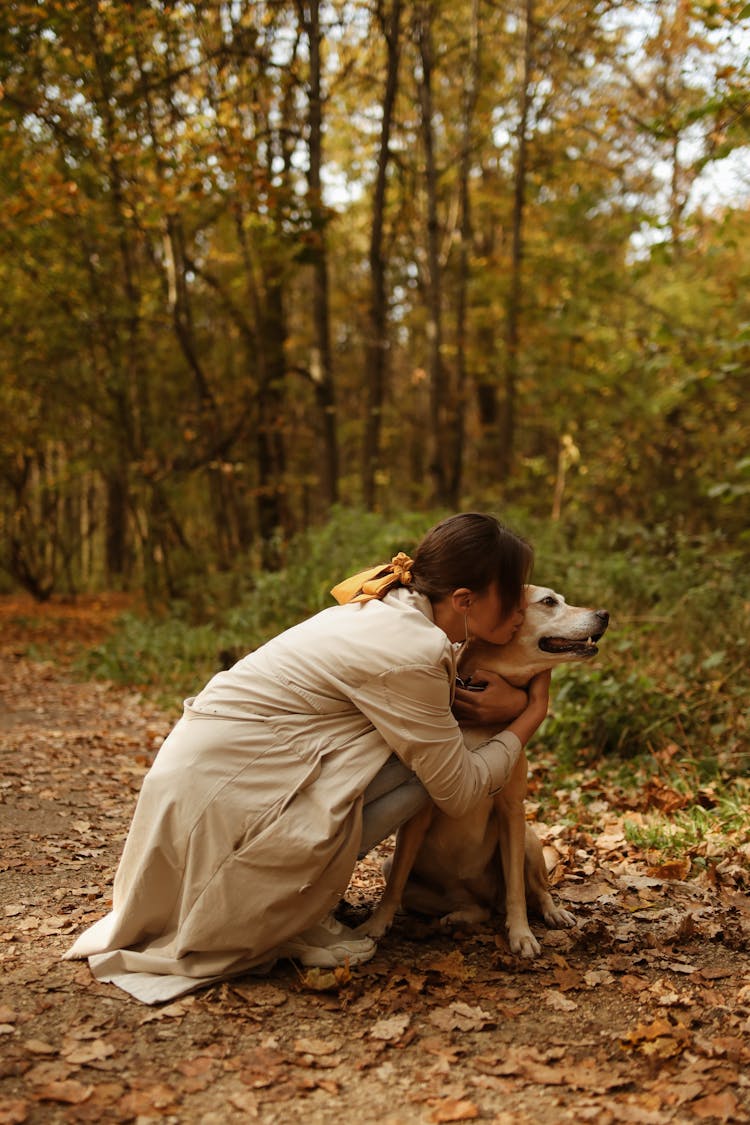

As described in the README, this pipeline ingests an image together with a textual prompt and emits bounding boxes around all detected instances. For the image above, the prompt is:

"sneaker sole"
[278,940,377,969]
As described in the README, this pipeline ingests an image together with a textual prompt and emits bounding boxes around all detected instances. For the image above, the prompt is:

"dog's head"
[459,584,609,687]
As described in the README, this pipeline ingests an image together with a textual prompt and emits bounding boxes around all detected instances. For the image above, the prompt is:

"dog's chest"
[415,800,498,881]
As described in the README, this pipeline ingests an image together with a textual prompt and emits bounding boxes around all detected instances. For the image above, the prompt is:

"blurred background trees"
[1,0,748,600]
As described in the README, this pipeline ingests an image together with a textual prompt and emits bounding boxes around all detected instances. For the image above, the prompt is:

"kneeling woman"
[66,512,550,1003]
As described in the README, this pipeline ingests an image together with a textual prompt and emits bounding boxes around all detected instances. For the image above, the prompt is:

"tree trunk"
[415,1,448,506]
[499,0,534,481]
[450,0,481,506]
[362,0,403,510]
[303,0,339,508]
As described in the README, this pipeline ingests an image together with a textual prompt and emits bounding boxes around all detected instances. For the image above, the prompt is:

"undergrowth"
[73,507,750,857]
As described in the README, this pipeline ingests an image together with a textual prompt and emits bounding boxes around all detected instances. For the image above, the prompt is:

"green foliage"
[623,788,750,858]
[78,509,750,781]
[77,507,442,704]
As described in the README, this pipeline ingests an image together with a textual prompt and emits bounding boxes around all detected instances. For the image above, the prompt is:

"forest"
[1,6,750,1119]
[0,0,748,602]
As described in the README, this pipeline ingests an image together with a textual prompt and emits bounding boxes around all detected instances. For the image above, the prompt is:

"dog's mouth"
[539,633,604,657]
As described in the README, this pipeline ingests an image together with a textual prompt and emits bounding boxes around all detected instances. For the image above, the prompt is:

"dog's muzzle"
[539,610,609,657]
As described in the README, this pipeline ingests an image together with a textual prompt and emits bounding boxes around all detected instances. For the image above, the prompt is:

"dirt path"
[1,602,749,1124]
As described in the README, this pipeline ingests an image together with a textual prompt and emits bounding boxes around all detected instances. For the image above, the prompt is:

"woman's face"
[465,583,525,646]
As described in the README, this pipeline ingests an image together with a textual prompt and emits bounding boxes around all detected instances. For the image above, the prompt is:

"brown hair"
[411,513,533,620]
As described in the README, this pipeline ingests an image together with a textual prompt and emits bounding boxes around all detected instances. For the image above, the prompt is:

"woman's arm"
[351,664,550,818]
[453,670,528,725]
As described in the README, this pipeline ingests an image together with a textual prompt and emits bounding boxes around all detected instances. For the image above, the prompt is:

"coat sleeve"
[350,664,521,818]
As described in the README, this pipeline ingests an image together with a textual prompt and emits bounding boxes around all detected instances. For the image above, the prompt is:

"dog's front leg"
[494,750,541,958]
[357,802,434,939]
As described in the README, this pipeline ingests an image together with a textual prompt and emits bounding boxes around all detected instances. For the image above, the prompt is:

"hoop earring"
[464,613,470,644]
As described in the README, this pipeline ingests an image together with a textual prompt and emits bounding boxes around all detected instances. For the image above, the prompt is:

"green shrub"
[76,507,750,784]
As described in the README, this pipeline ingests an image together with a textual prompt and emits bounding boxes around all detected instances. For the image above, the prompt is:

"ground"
[1,597,749,1125]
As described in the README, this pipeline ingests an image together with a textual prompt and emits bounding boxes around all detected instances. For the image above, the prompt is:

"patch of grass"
[623,785,750,858]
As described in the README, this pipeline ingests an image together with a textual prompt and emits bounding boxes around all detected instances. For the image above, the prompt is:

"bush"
[77,507,443,704]
[77,509,750,779]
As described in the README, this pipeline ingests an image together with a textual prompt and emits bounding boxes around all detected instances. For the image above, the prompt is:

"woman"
[65,513,550,1003]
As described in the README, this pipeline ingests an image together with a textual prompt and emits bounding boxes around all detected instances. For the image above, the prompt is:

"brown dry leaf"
[230,981,287,1007]
[429,1002,494,1033]
[648,978,686,1008]
[178,1056,218,1078]
[62,1037,116,1064]
[22,1040,57,1056]
[429,1097,479,1122]
[621,1017,692,1059]
[544,990,578,1012]
[0,1100,29,1125]
[0,1007,17,1024]
[369,1013,411,1042]
[551,966,584,991]
[584,969,614,986]
[422,950,473,980]
[558,880,614,903]
[227,1090,259,1116]
[117,1083,180,1115]
[34,1080,93,1105]
[691,1089,740,1120]
[138,998,194,1024]
[296,963,352,992]
[646,858,691,880]
[422,1037,463,1064]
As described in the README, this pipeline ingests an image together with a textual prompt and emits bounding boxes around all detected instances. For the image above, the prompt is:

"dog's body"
[360,586,609,957]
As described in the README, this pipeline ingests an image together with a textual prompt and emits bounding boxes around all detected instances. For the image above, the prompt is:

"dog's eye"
[540,596,558,607]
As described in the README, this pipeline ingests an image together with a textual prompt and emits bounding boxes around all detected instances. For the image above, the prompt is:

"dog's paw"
[543,905,576,929]
[439,906,490,928]
[508,927,541,958]
[355,913,392,940]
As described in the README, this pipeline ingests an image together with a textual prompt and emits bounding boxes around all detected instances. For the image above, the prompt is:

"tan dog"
[360,585,609,957]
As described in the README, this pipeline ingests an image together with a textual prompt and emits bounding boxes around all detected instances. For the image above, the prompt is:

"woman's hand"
[453,670,527,726]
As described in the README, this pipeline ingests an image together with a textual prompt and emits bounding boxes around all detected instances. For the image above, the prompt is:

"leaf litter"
[1,596,750,1123]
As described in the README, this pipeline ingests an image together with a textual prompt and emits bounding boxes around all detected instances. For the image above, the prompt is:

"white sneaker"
[278,913,377,968]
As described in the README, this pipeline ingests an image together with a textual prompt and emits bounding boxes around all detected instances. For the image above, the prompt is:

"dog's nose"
[596,610,609,627]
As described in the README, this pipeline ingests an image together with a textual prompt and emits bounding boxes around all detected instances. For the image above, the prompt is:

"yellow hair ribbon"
[330,552,415,605]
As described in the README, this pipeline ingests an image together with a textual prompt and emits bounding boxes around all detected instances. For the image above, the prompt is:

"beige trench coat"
[65,588,520,1003]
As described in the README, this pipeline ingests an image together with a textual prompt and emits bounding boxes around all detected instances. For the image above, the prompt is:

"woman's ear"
[451,588,473,612]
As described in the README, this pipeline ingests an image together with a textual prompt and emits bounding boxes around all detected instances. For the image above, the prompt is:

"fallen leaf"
[646,859,691,880]
[429,1097,479,1122]
[23,1041,57,1056]
[227,1090,259,1116]
[429,1003,494,1032]
[34,1081,93,1105]
[63,1038,116,1064]
[138,998,194,1024]
[422,950,473,981]
[230,982,287,1007]
[369,1013,411,1042]
[0,1099,29,1125]
[296,963,352,991]
[544,991,578,1012]
[691,1090,739,1120]
[621,1017,692,1059]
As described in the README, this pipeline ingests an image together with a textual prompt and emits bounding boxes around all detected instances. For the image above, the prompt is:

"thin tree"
[300,0,339,507]
[499,0,534,480]
[362,0,403,510]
